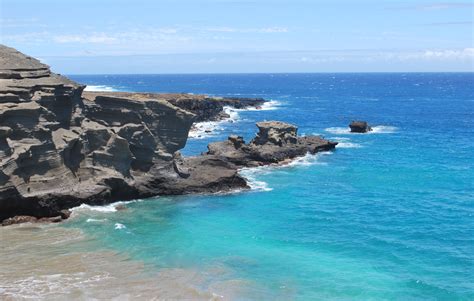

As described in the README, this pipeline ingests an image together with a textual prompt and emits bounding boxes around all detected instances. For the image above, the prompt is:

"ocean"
[1,73,473,300]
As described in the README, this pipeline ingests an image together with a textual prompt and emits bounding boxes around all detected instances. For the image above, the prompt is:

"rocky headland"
[0,44,336,225]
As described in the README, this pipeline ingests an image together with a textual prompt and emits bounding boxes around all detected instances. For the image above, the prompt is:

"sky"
[1,0,473,74]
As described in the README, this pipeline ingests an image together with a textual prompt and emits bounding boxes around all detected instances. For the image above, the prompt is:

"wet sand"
[0,223,256,300]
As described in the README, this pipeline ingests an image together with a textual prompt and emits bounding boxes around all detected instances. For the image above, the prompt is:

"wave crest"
[325,125,397,135]
[71,200,141,213]
[84,85,118,92]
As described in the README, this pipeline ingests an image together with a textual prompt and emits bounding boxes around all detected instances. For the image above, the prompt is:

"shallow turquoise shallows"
[68,73,474,300]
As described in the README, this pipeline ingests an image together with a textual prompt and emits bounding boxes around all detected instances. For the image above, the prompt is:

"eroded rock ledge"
[206,121,337,167]
[0,45,336,225]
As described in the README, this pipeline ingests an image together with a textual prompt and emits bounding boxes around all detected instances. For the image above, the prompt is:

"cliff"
[0,45,336,224]
[83,92,265,122]
[0,45,247,221]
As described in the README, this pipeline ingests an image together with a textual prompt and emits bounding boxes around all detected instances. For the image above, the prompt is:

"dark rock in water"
[349,121,372,133]
[115,204,127,211]
[60,209,71,219]
[207,121,337,167]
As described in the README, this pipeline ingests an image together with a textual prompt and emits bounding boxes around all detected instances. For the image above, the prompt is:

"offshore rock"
[207,121,337,167]
[349,121,372,133]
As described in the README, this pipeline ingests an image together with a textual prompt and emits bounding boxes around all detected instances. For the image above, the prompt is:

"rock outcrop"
[349,121,372,133]
[83,92,265,122]
[207,121,337,167]
[0,45,337,224]
[0,45,247,222]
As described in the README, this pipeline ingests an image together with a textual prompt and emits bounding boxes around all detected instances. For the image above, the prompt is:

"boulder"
[349,121,372,133]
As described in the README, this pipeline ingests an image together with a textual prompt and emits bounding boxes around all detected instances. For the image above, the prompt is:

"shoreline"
[0,45,337,225]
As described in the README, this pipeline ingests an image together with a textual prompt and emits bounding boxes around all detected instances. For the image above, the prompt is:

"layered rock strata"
[206,121,338,167]
[0,45,246,222]
[0,45,337,224]
[83,92,265,122]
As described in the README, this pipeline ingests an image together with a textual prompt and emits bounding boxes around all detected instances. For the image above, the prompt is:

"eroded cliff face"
[0,45,220,220]
[0,45,337,224]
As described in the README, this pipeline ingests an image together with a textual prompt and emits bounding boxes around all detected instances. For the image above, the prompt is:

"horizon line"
[66,71,474,76]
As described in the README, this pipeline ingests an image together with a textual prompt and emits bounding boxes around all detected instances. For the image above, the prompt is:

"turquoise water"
[68,73,474,300]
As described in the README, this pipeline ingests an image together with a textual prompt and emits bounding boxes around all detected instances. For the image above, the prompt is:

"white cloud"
[203,26,289,33]
[396,48,474,61]
[258,27,289,33]
[54,34,118,44]
[419,2,474,10]
[423,48,474,59]
[0,18,45,28]
[393,2,474,10]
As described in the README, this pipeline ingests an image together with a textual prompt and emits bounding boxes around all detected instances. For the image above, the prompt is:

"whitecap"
[84,85,118,92]
[114,223,126,230]
[188,100,282,139]
[329,137,350,141]
[188,121,224,139]
[325,125,397,135]
[238,169,273,192]
[336,142,362,148]
[86,218,108,223]
[285,152,331,167]
[188,106,240,139]
[370,125,398,134]
[71,200,141,213]
[223,106,240,122]
[325,127,351,134]
[233,100,282,112]
[238,152,331,192]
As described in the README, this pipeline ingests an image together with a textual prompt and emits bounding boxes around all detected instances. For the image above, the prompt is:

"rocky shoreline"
[0,45,337,225]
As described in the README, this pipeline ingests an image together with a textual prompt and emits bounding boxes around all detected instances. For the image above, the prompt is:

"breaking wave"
[114,223,126,230]
[71,200,142,213]
[238,168,273,192]
[238,151,332,192]
[336,142,362,148]
[84,85,118,92]
[235,100,282,111]
[325,125,398,135]
[188,101,282,139]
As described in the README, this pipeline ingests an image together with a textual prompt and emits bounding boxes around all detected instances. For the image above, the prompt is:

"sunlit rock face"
[0,44,202,220]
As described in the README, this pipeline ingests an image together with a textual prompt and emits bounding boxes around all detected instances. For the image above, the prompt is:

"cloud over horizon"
[1,0,472,72]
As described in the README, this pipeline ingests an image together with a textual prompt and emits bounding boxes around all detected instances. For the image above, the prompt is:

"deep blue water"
[68,73,474,300]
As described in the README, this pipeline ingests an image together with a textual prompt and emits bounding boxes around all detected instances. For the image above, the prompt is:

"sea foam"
[188,101,281,139]
[83,85,118,92]
[325,125,397,135]
[336,142,362,148]
[238,168,273,192]
[114,223,126,230]
[71,200,142,213]
[238,151,331,192]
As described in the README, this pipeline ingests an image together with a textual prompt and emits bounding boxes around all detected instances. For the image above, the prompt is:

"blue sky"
[1,0,473,73]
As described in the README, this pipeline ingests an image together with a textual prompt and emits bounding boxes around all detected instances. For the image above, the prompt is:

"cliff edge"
[0,45,336,224]
[0,45,247,221]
